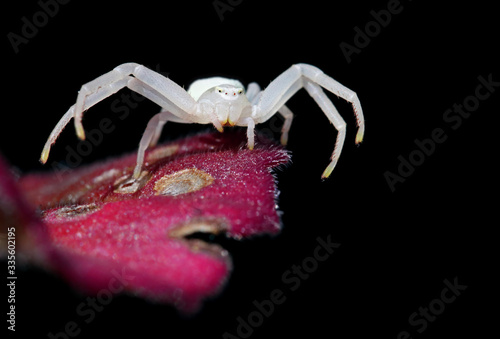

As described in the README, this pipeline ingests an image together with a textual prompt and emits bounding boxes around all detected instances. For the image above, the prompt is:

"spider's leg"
[147,109,191,148]
[41,63,199,164]
[303,80,346,179]
[134,112,162,179]
[252,70,302,148]
[237,117,255,150]
[252,65,303,121]
[297,63,365,144]
[73,63,198,140]
[277,105,294,146]
[40,77,130,164]
[246,81,295,145]
[40,105,74,164]
[126,78,201,178]
[126,77,197,137]
[149,115,167,148]
[128,65,198,117]
[133,110,191,179]
[252,63,363,178]
[246,82,261,103]
[73,64,138,140]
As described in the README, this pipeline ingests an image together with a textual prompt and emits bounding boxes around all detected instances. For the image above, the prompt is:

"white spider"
[40,63,365,179]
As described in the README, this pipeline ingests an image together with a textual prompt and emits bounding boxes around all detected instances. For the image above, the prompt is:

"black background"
[2,0,497,338]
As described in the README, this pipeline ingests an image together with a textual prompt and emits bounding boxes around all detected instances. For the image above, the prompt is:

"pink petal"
[17,131,290,312]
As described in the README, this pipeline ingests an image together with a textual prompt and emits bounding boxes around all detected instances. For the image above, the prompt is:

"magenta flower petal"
[0,154,54,264]
[16,131,290,313]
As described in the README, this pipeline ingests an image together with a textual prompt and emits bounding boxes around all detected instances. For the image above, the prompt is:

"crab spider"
[40,63,364,179]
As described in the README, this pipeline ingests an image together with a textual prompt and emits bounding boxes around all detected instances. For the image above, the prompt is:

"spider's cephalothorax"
[40,63,365,179]
[188,78,252,130]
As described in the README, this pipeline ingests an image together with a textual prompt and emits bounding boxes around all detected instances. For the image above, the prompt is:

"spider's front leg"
[297,64,365,145]
[40,63,199,165]
[302,81,347,178]
[246,82,294,146]
[72,63,198,140]
[252,64,365,179]
[133,109,193,179]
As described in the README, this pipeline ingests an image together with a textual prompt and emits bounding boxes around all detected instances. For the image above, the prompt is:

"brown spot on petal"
[51,203,100,220]
[168,217,230,261]
[154,168,214,196]
[113,171,151,194]
[169,217,228,238]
